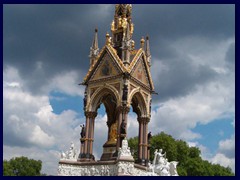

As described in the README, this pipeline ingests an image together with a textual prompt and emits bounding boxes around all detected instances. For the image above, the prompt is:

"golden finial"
[140,37,145,48]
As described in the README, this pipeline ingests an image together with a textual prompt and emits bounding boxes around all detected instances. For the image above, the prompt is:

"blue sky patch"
[49,91,84,116]
[192,117,234,154]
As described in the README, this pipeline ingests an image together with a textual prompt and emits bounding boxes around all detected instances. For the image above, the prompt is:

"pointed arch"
[128,87,148,117]
[87,83,121,112]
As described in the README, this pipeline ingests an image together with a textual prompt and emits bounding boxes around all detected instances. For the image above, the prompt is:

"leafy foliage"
[3,156,42,176]
[128,132,234,176]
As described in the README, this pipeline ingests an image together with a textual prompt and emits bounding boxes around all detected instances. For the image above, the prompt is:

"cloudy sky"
[3,4,235,174]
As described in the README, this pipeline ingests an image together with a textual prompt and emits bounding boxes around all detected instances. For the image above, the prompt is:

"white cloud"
[218,135,235,159]
[211,153,235,173]
[35,105,55,125]
[44,70,85,97]
[29,125,55,148]
[149,75,234,141]
[172,37,234,69]
[3,66,84,174]
[92,114,108,160]
[199,135,235,173]
[127,112,139,138]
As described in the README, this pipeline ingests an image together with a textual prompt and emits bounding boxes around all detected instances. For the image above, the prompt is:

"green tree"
[128,136,138,161]
[3,160,15,176]
[189,147,201,158]
[176,140,189,166]
[128,132,234,176]
[150,132,177,161]
[3,156,42,176]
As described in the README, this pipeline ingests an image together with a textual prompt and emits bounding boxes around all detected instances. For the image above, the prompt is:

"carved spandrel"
[130,84,136,93]
[90,87,98,97]
[111,83,120,93]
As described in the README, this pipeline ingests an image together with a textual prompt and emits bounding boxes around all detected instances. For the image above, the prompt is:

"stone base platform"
[58,139,178,176]
[58,159,150,176]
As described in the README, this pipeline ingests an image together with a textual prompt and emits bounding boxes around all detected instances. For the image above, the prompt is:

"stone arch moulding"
[87,83,121,112]
[128,87,148,118]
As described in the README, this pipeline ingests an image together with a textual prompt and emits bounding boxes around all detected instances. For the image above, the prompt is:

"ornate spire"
[92,28,99,50]
[112,4,134,59]
[145,36,151,67]
[115,4,132,18]
[89,28,99,65]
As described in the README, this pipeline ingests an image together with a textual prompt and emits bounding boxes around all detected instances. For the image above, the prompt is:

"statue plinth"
[100,141,117,161]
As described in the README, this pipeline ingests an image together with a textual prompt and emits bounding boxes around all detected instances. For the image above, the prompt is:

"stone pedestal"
[58,139,179,176]
[100,143,117,161]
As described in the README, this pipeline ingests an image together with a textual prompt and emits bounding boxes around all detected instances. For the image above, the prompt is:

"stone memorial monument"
[58,4,178,176]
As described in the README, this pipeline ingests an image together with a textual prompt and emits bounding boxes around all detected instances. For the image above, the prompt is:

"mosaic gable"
[90,52,120,81]
[131,57,150,87]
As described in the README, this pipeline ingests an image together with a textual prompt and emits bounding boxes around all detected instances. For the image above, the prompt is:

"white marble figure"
[60,142,77,160]
[148,149,178,176]
[160,158,170,176]
[147,162,155,174]
[169,161,179,176]
[61,151,66,159]
[118,138,132,158]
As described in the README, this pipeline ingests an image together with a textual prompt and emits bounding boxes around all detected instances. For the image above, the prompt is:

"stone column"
[115,106,130,153]
[83,116,90,155]
[137,117,150,165]
[143,119,149,162]
[116,106,122,152]
[86,111,97,160]
[138,117,143,162]
[122,106,130,135]
[79,111,97,161]
[89,114,96,155]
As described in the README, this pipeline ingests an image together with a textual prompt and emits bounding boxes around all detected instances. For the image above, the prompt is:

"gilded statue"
[107,122,117,144]
[122,18,128,30]
[130,23,134,34]
[118,17,122,28]
[111,20,115,31]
